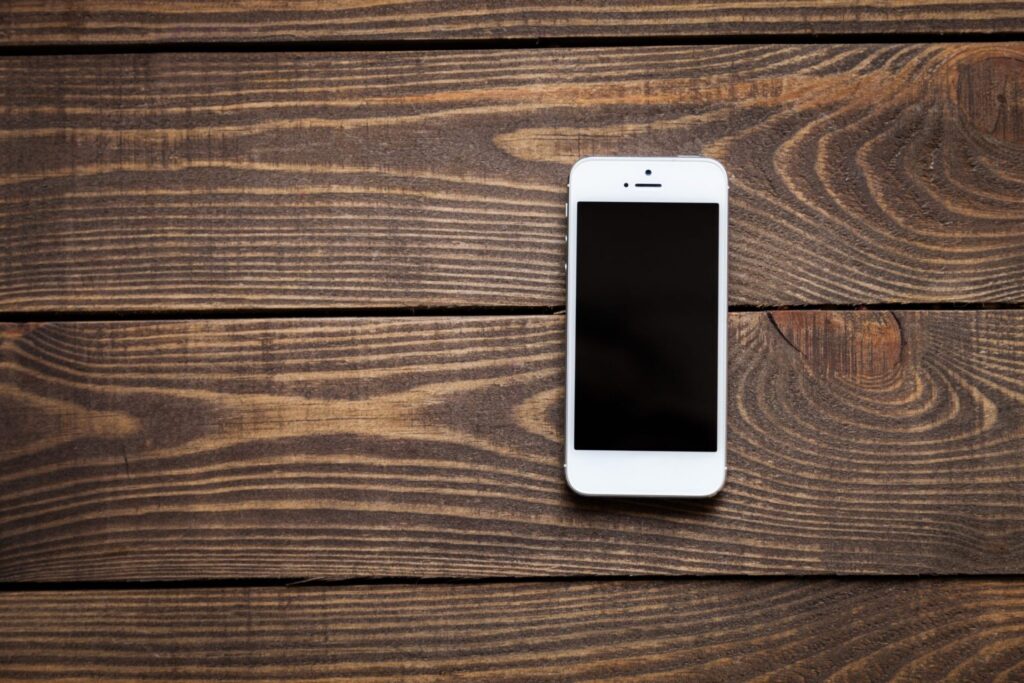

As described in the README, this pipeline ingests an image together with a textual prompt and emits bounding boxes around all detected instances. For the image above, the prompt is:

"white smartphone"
[565,156,728,497]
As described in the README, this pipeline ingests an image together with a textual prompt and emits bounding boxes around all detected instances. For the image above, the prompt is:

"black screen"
[574,202,718,451]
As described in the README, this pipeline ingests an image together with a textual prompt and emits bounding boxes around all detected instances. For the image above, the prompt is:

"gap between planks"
[0,574,1010,594]
[4,31,1024,57]
[0,302,1022,325]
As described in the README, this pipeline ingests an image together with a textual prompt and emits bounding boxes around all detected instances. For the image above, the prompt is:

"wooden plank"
[2,310,1022,582]
[3,579,1023,680]
[3,1,1024,45]
[2,44,1023,312]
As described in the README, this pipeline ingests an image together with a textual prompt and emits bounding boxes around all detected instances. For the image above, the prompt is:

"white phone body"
[565,156,728,497]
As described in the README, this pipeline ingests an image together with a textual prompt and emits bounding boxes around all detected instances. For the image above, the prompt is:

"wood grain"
[3,579,1024,681]
[2,311,1022,582]
[2,44,1023,311]
[3,1,1024,45]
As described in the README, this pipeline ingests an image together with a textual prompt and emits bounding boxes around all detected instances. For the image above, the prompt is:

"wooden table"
[2,2,1024,679]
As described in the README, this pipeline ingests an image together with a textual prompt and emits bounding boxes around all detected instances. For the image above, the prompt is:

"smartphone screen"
[573,201,719,452]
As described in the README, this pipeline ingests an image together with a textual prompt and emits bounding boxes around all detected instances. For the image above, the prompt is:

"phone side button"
[564,202,568,218]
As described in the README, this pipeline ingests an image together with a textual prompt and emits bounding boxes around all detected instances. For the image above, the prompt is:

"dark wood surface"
[2,43,1023,312]
[3,1,1024,45]
[3,310,1022,582]
[4,3,1024,678]
[3,579,1023,681]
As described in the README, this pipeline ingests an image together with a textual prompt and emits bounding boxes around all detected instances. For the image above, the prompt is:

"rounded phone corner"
[696,157,729,186]
[568,156,603,184]
[699,463,728,498]
[563,460,596,497]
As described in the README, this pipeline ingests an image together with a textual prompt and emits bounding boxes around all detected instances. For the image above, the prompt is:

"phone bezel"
[565,156,729,497]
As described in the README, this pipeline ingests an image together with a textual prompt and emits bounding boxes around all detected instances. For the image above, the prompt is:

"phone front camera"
[645,169,652,175]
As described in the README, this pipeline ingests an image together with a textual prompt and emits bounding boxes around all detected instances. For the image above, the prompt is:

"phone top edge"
[569,156,728,187]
